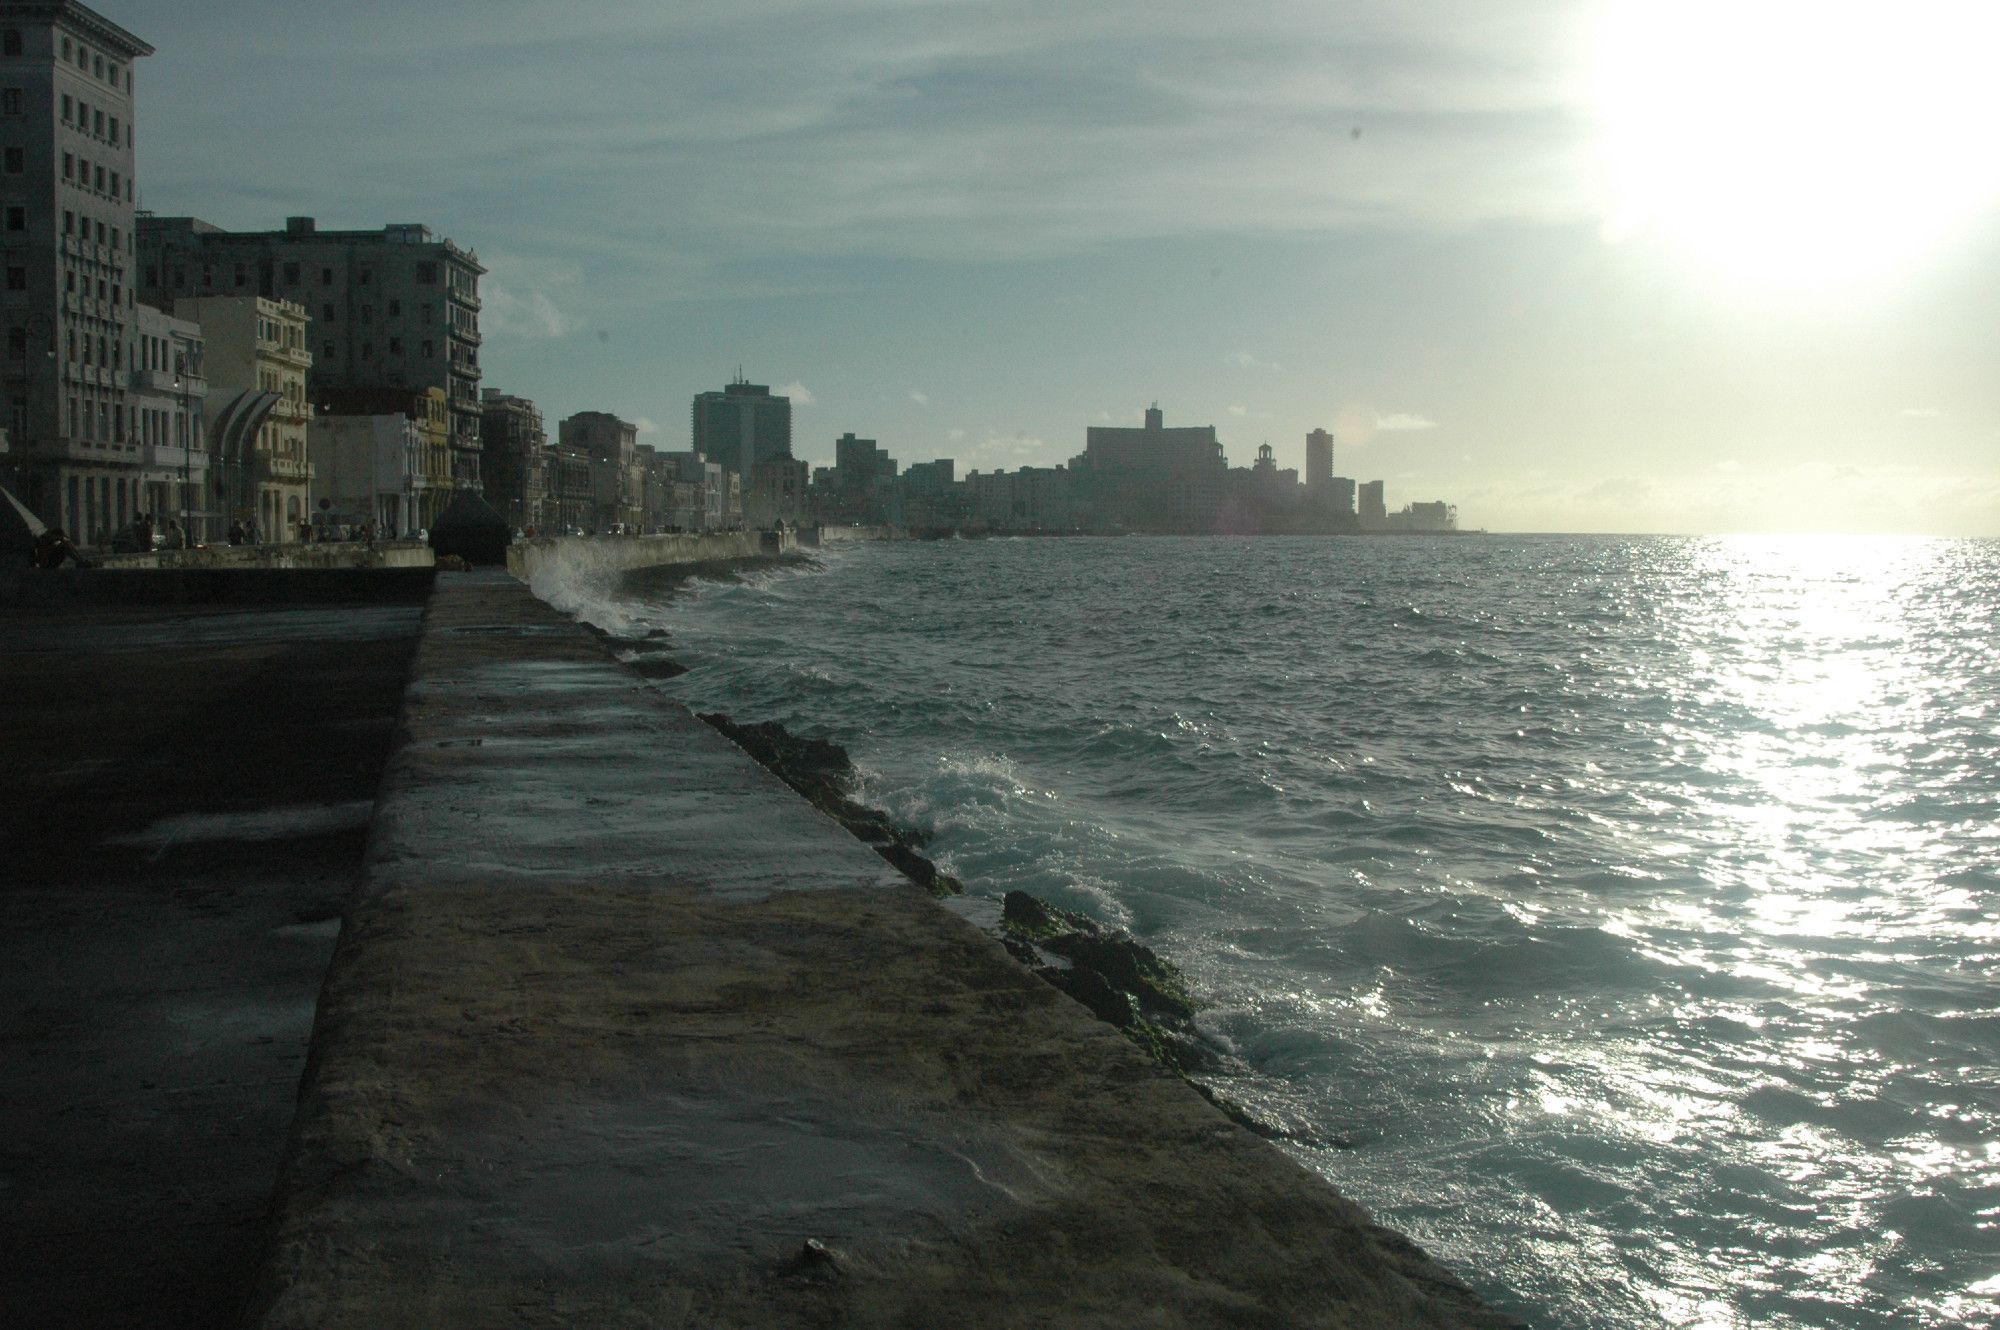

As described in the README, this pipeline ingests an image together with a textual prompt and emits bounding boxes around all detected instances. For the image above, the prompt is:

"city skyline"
[105,1,2000,535]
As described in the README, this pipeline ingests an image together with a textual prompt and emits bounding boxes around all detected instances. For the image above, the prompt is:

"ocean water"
[555,534,1999,1329]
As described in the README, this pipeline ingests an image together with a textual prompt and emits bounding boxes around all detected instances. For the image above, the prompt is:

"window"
[283,261,299,284]
[321,303,334,321]
[421,340,433,358]
[109,226,117,248]
[108,117,117,146]
[323,340,334,357]
[4,207,20,231]
[92,55,101,79]
[416,261,436,284]
[93,164,104,192]
[92,109,102,136]
[389,337,402,355]
[63,211,73,234]
[64,269,73,292]
[419,304,431,324]
[109,170,118,196]
[109,64,120,88]
[94,219,102,243]
[233,263,245,287]
[61,94,71,122]
[4,266,22,290]
[388,298,400,317]
[360,342,372,361]
[7,327,23,359]
[111,283,118,305]
[144,264,154,285]
[61,151,71,180]
[321,267,332,286]
[360,303,371,323]
[61,38,68,60]
[1,88,19,116]
[3,146,20,173]
[357,268,371,286]
[75,45,86,69]
[2,30,19,57]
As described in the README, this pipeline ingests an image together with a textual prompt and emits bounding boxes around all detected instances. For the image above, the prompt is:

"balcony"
[129,367,178,394]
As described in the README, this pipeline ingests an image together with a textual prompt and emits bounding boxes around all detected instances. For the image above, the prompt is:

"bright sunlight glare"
[1590,1,2000,293]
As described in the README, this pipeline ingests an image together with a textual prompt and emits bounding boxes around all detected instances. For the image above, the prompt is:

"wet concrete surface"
[253,574,1509,1329]
[0,599,426,1328]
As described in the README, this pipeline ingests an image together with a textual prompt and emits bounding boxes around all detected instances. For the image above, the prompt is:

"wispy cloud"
[778,381,816,406]
[632,417,660,434]
[1377,412,1441,431]
[908,389,930,405]
[1227,404,1249,417]
[1230,350,1281,370]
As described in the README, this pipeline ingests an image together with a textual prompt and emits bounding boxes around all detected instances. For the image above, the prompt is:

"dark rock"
[428,492,512,566]
[1045,964,1135,1027]
[626,655,688,680]
[697,713,960,896]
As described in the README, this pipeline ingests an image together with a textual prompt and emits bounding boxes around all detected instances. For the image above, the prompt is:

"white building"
[126,301,206,532]
[306,411,420,536]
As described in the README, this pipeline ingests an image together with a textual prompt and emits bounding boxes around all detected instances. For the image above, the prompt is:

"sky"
[111,0,2000,534]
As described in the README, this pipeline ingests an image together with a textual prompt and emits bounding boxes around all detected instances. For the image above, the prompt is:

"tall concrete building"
[559,410,639,531]
[479,389,545,532]
[137,215,485,493]
[0,2,152,539]
[691,375,790,477]
[1358,479,1386,528]
[1305,428,1332,493]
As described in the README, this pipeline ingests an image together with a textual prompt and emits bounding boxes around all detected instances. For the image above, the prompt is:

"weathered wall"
[505,530,779,591]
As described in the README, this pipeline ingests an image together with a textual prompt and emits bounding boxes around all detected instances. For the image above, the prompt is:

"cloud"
[1229,350,1281,370]
[947,427,966,441]
[1228,404,1248,417]
[778,381,816,405]
[632,417,660,434]
[908,389,929,405]
[481,283,576,340]
[1376,412,1440,431]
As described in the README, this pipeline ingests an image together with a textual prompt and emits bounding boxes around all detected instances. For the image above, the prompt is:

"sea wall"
[245,570,1511,1329]
[506,529,790,593]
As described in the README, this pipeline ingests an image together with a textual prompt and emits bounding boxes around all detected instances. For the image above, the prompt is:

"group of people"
[225,520,263,546]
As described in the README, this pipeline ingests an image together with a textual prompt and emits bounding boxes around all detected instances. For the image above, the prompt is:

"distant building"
[173,296,312,540]
[1305,428,1332,493]
[138,214,485,493]
[691,376,791,478]
[559,410,640,531]
[543,435,591,534]
[744,454,807,528]
[1386,501,1457,533]
[1358,479,1386,529]
[1329,476,1356,519]
[1,1,154,541]
[479,389,545,532]
[1075,404,1226,532]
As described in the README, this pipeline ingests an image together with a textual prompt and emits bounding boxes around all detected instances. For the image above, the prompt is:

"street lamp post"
[172,336,203,545]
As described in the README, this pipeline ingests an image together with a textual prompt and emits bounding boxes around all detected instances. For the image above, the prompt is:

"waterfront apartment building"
[0,2,152,540]
[306,409,422,535]
[691,376,790,477]
[559,410,640,531]
[126,301,204,534]
[174,296,311,540]
[137,215,485,494]
[479,388,545,532]
[313,384,451,530]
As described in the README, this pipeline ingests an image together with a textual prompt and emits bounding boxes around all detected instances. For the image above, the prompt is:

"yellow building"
[174,295,313,539]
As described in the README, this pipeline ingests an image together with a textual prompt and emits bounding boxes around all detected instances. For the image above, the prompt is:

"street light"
[172,335,202,545]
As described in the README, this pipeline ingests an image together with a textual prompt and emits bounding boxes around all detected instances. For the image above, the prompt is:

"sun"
[1589,1,2000,292]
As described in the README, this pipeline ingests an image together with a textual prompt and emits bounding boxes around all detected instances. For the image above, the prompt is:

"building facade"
[691,376,790,477]
[1305,428,1332,493]
[1358,479,1386,528]
[0,2,152,541]
[479,388,545,532]
[305,410,421,535]
[558,410,639,531]
[126,301,204,537]
[174,295,311,539]
[137,215,484,494]
[1075,404,1226,532]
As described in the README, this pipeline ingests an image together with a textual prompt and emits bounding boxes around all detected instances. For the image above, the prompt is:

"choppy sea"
[550,533,1999,1330]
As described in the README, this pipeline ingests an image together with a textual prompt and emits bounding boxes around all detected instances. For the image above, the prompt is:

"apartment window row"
[61,210,122,249]
[60,150,123,200]
[58,94,119,146]
[57,35,125,92]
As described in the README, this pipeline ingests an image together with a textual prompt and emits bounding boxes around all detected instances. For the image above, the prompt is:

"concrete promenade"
[249,571,1508,1328]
